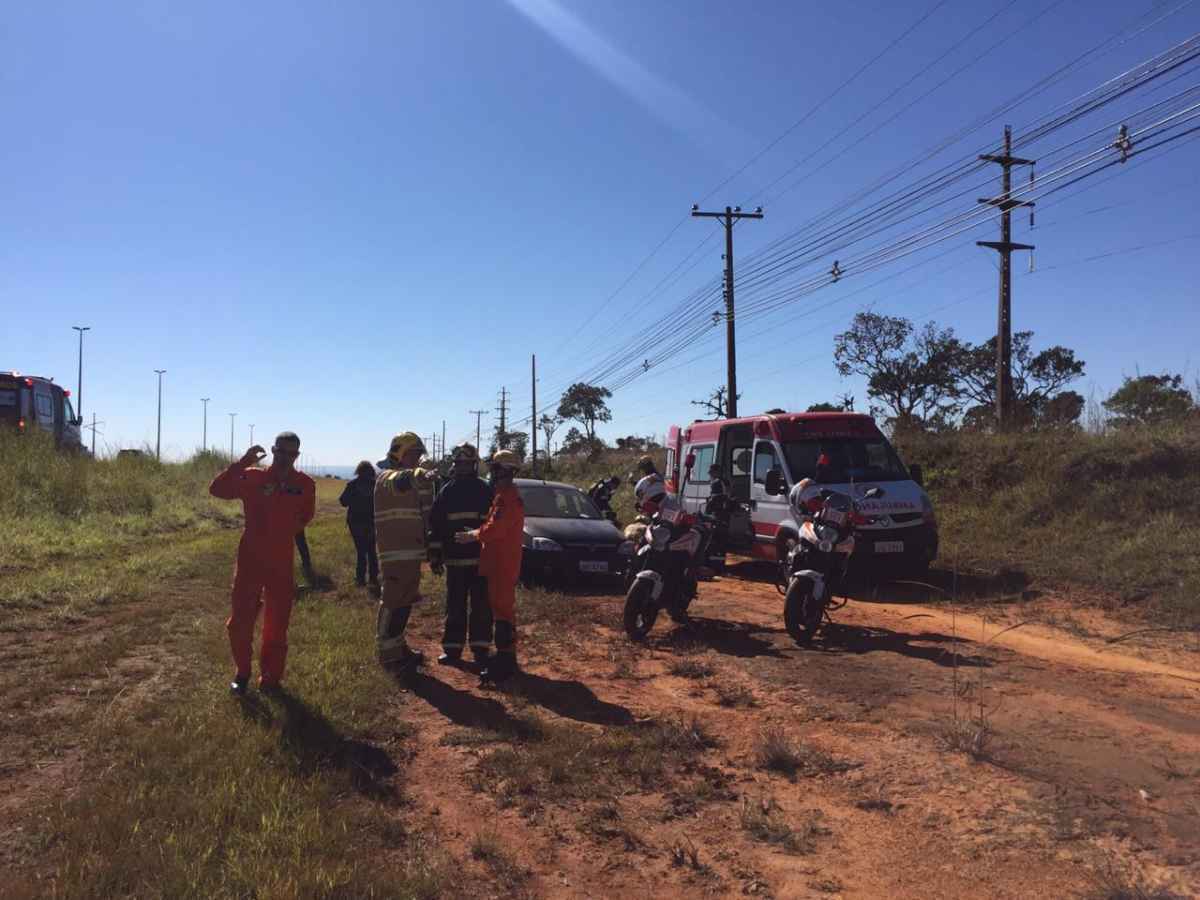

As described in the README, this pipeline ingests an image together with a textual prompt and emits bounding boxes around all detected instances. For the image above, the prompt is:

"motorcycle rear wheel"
[623,578,660,641]
[784,577,825,644]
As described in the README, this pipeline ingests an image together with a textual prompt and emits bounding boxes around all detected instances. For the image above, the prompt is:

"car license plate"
[579,560,608,573]
[874,541,904,554]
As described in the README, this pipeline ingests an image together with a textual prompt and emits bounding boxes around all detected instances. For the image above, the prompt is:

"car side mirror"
[764,468,786,496]
[909,464,924,487]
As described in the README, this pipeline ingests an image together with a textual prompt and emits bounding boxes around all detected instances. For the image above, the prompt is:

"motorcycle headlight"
[531,537,563,552]
[617,540,635,556]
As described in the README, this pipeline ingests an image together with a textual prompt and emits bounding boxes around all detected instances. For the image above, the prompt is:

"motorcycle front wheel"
[784,576,825,644]
[623,578,660,641]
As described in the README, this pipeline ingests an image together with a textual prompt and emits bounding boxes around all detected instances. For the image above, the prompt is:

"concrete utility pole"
[977,125,1035,429]
[201,398,210,451]
[441,420,446,459]
[229,412,237,459]
[496,388,508,449]
[531,355,538,476]
[690,204,763,420]
[469,410,485,451]
[72,326,90,420]
[153,369,166,461]
[249,423,256,446]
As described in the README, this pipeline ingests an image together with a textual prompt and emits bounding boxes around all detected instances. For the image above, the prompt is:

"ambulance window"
[753,443,778,484]
[63,396,76,423]
[690,445,714,483]
[35,391,54,421]
[0,389,15,408]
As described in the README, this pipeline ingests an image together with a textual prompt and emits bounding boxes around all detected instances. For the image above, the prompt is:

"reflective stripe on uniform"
[377,507,422,521]
[445,558,480,567]
[447,511,481,521]
[379,549,427,563]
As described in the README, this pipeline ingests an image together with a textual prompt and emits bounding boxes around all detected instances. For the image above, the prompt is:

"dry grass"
[712,680,757,707]
[473,714,718,811]
[471,829,530,886]
[755,728,848,777]
[1085,854,1189,900]
[669,658,716,679]
[739,796,826,854]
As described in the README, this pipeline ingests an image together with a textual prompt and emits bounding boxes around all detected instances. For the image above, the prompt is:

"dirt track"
[393,563,1200,899]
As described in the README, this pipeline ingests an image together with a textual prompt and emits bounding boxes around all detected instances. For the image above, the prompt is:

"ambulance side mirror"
[764,468,786,496]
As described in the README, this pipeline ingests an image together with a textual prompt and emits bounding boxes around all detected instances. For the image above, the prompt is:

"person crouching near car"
[427,443,494,667]
[456,449,524,686]
[339,460,378,587]
[209,433,315,695]
[374,432,437,670]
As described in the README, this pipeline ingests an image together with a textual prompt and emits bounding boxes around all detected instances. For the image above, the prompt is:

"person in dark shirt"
[339,460,378,587]
[428,444,494,665]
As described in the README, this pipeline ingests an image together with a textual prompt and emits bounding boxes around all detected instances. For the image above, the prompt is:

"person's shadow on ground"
[508,671,635,726]
[236,688,399,800]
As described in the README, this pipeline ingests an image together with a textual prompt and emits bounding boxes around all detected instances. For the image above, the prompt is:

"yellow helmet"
[388,432,426,462]
[489,449,523,471]
[453,443,480,463]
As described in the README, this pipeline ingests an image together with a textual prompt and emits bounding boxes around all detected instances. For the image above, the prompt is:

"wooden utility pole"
[977,125,1035,429]
[531,355,538,476]
[691,204,763,419]
[469,409,485,451]
[495,388,508,449]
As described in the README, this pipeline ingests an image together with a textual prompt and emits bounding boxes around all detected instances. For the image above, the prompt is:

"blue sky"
[3,0,1197,465]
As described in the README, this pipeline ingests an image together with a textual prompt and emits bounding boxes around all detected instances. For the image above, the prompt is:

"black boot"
[437,651,462,666]
[480,651,517,687]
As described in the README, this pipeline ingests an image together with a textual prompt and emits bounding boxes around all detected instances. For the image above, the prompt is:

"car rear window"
[520,486,602,519]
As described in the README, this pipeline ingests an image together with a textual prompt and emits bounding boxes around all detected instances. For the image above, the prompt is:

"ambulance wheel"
[623,579,659,641]
[784,578,823,645]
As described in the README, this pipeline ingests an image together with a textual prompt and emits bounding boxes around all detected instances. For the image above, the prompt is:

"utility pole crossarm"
[690,204,764,420]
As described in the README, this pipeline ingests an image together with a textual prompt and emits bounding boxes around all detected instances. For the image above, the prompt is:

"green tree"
[557,383,612,443]
[806,402,842,413]
[834,312,964,432]
[560,426,605,459]
[1102,374,1195,426]
[955,330,1085,428]
[490,428,528,458]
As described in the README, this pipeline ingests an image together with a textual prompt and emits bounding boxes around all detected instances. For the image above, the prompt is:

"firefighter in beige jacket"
[374,432,437,667]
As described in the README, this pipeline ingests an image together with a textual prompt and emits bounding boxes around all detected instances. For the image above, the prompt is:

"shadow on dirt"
[511,672,635,726]
[650,615,790,660]
[812,622,993,669]
[403,670,519,733]
[719,559,1036,606]
[237,689,400,800]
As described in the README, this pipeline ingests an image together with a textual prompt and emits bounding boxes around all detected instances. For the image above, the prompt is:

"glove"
[430,557,444,576]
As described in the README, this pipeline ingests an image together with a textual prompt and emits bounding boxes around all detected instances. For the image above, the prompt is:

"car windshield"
[782,437,909,483]
[519,485,603,519]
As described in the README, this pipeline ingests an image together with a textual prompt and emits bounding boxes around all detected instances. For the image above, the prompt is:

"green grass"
[0,431,241,622]
[6,481,454,899]
[895,424,1200,621]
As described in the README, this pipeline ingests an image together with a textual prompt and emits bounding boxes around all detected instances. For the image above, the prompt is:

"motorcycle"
[772,475,882,644]
[622,502,713,640]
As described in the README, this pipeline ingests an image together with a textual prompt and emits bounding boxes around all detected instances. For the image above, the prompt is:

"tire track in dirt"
[389,568,1200,898]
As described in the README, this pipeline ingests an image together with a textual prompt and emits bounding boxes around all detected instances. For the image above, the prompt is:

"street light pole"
[201,398,210,451]
[249,423,256,445]
[229,413,237,459]
[72,326,90,420]
[153,369,166,461]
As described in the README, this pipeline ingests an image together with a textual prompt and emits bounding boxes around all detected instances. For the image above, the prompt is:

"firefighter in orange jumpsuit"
[210,433,316,694]
[374,432,437,669]
[457,449,525,686]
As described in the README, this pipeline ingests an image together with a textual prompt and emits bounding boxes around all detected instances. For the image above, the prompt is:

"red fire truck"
[665,411,937,574]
